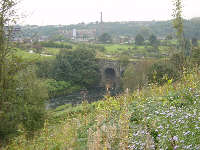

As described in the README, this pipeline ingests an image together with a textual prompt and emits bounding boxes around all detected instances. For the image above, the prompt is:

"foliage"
[135,34,144,45]
[122,60,154,90]
[14,68,48,134]
[170,52,185,70]
[149,34,159,47]
[172,0,184,44]
[165,34,173,40]
[40,41,73,49]
[36,57,55,78]
[191,46,200,65]
[54,46,101,88]
[118,54,130,67]
[147,61,179,85]
[183,38,192,56]
[98,33,112,43]
[45,79,81,98]
[138,26,152,40]
[0,66,48,139]
[3,68,200,150]
[0,0,48,140]
[32,41,43,54]
[88,44,105,52]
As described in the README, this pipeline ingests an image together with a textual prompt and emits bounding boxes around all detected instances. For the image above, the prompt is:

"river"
[47,87,122,109]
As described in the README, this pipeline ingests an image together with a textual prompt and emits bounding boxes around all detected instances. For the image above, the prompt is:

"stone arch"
[98,59,136,89]
[104,68,116,89]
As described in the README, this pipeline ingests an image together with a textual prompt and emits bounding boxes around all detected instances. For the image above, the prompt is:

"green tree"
[147,62,178,85]
[149,34,159,47]
[54,46,100,88]
[165,34,173,40]
[98,33,112,43]
[0,0,48,139]
[122,60,154,91]
[36,57,55,78]
[135,34,144,45]
[139,26,151,40]
[172,0,184,51]
[33,41,43,54]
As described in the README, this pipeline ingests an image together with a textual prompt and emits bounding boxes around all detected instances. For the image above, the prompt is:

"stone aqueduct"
[97,59,136,89]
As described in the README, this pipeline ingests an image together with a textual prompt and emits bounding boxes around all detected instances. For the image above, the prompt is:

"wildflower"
[173,136,178,141]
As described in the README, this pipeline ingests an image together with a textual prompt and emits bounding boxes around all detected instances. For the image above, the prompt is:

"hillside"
[3,68,200,150]
[18,18,200,41]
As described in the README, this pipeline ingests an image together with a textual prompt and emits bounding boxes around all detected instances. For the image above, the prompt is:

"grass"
[104,44,133,54]
[43,47,60,55]
[2,67,200,150]
[15,48,55,62]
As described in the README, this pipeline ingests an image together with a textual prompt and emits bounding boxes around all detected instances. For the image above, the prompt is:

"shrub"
[191,46,200,65]
[147,62,179,85]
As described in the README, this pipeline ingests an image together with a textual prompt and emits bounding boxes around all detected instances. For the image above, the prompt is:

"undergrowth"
[2,68,200,150]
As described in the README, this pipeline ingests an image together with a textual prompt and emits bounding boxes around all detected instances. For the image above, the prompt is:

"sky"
[18,0,200,25]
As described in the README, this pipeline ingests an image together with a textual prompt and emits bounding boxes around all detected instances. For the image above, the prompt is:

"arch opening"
[104,68,116,89]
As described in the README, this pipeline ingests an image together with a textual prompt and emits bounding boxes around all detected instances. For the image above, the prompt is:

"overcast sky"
[18,0,200,25]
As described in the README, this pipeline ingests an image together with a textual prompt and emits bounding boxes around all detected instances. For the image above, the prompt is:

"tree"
[172,0,184,51]
[147,62,178,85]
[139,26,151,40]
[122,60,154,91]
[98,33,112,43]
[135,34,144,45]
[54,45,101,88]
[165,34,173,40]
[0,0,47,139]
[33,41,43,54]
[149,34,159,47]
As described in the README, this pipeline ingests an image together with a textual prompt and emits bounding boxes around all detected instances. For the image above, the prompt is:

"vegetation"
[122,60,155,91]
[53,45,101,88]
[2,68,200,149]
[18,19,200,40]
[40,41,73,49]
[147,61,179,85]
[98,33,112,43]
[0,0,48,140]
[45,79,81,98]
[1,0,200,149]
[149,34,159,47]
[135,34,145,45]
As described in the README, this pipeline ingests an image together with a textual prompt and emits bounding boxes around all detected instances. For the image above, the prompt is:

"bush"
[45,79,81,98]
[0,68,48,139]
[54,46,101,88]
[122,60,154,91]
[147,62,179,85]
[191,46,200,65]
[40,41,72,49]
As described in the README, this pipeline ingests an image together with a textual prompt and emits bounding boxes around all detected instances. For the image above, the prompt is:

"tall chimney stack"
[100,12,103,23]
